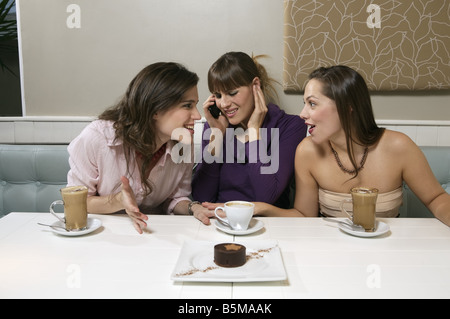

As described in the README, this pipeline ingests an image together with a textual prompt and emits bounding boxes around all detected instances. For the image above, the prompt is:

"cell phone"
[208,102,221,119]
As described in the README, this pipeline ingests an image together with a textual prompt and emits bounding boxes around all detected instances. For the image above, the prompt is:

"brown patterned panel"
[283,0,450,92]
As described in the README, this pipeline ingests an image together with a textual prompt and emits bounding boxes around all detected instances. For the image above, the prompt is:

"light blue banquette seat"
[0,145,69,217]
[0,144,449,218]
[398,146,450,218]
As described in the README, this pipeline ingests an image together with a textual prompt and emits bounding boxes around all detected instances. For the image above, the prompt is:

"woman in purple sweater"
[191,52,307,224]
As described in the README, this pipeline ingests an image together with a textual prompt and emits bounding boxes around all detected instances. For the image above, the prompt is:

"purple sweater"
[192,103,307,207]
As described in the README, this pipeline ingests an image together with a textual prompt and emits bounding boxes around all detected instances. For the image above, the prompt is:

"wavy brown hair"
[99,62,199,195]
[308,65,385,177]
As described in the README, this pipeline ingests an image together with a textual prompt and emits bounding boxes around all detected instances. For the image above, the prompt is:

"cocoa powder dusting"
[175,266,219,277]
[246,247,274,261]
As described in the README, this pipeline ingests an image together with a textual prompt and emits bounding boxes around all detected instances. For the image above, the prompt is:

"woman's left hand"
[120,176,148,234]
[191,202,217,225]
[246,83,268,141]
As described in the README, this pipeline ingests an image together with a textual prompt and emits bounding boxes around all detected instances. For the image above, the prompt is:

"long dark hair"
[308,65,384,175]
[99,62,199,194]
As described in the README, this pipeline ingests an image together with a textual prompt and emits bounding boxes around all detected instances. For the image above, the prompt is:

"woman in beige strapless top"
[255,66,450,226]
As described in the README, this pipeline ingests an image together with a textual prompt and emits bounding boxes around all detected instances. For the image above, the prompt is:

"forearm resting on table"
[429,192,450,227]
[254,202,307,217]
[172,200,190,215]
[87,193,124,214]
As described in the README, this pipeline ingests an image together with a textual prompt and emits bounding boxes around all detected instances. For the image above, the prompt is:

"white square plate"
[171,240,286,282]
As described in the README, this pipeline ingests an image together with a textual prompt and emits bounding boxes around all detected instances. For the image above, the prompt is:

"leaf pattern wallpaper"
[283,0,450,92]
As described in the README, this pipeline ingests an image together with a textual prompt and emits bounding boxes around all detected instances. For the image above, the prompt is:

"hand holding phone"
[208,102,221,119]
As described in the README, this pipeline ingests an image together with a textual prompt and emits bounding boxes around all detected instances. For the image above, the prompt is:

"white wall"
[1,0,448,145]
[17,0,288,117]
[14,0,450,120]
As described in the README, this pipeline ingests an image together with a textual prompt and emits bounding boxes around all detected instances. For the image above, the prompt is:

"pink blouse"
[67,120,193,214]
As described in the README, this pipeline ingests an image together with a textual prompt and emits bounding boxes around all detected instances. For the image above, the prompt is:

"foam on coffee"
[353,187,377,194]
[226,202,253,208]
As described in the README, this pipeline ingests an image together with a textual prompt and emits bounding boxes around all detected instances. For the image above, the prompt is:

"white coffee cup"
[214,200,254,231]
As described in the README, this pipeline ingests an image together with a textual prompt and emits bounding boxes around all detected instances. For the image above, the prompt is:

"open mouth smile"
[184,124,195,134]
[224,108,238,118]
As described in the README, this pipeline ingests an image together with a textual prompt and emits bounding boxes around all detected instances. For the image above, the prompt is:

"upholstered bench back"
[0,144,449,219]
[0,145,69,217]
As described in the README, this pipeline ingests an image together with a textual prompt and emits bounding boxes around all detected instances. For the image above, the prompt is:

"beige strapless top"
[319,187,403,218]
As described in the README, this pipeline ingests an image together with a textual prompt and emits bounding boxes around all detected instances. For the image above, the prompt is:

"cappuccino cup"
[340,187,378,232]
[214,201,254,231]
[50,185,88,231]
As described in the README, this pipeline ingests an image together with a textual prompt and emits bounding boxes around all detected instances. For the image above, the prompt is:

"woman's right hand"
[203,95,228,135]
[120,176,148,234]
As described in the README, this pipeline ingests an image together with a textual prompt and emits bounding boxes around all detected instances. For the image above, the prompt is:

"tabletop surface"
[1,212,449,299]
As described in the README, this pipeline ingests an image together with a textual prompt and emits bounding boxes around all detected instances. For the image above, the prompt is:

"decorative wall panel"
[283,0,450,92]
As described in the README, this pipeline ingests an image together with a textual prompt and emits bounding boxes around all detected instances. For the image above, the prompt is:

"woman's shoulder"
[296,137,327,159]
[267,105,306,142]
[378,129,416,152]
[268,104,303,125]
[70,120,116,147]
[79,119,109,134]
[375,129,427,166]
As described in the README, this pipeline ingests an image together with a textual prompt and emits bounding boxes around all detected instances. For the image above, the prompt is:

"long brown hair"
[308,65,384,176]
[99,62,199,195]
[207,51,278,104]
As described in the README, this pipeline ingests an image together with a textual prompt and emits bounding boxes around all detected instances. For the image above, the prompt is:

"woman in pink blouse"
[67,62,205,233]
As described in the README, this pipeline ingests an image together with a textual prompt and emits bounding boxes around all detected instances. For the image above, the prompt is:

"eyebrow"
[181,99,199,103]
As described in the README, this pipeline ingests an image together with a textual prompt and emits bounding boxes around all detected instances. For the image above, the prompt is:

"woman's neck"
[154,136,169,154]
[329,136,365,155]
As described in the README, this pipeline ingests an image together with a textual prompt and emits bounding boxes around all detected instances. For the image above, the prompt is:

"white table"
[0,213,449,299]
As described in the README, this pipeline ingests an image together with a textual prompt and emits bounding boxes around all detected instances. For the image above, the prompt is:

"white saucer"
[214,218,264,235]
[48,218,102,236]
[339,220,390,238]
